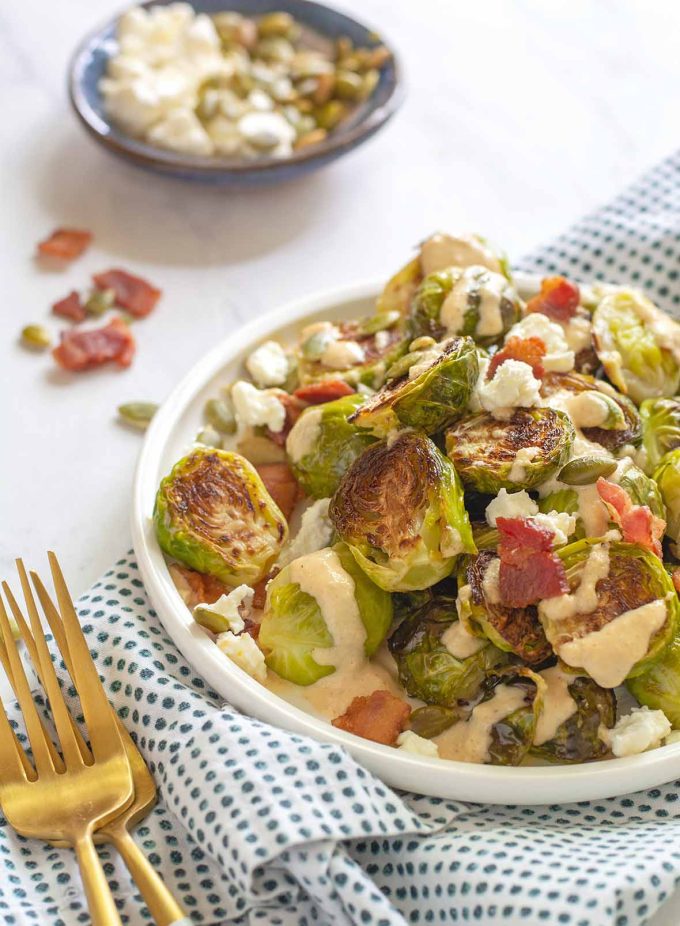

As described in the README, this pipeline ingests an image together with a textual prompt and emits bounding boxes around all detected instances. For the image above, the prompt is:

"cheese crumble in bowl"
[69,0,402,185]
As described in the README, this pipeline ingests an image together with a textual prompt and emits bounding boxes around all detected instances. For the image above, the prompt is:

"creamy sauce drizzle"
[481,557,501,604]
[540,544,610,622]
[534,667,578,746]
[441,620,486,659]
[285,407,323,463]
[420,233,501,277]
[434,684,527,763]
[508,446,540,483]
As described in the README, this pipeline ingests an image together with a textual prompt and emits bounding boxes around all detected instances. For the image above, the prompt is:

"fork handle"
[74,833,124,926]
[108,822,188,926]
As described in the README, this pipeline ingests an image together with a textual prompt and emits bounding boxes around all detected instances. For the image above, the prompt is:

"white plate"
[132,276,680,804]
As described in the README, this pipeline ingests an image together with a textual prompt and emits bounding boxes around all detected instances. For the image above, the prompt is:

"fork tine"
[0,692,32,785]
[14,561,84,770]
[0,592,56,776]
[0,639,37,780]
[46,553,121,759]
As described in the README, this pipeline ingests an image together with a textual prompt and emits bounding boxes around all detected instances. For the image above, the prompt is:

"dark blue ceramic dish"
[68,0,403,186]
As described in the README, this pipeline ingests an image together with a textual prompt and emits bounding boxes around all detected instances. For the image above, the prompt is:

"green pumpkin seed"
[314,99,347,131]
[409,705,459,739]
[385,351,420,381]
[334,70,364,101]
[204,397,236,434]
[196,425,223,448]
[21,324,51,349]
[118,402,158,430]
[85,287,116,316]
[257,11,296,38]
[409,335,437,352]
[358,68,380,100]
[558,456,618,486]
[358,310,400,336]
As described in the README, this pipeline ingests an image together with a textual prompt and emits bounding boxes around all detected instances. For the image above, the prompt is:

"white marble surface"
[1,1,680,922]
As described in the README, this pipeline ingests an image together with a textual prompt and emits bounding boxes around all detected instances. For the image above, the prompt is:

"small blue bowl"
[68,0,403,186]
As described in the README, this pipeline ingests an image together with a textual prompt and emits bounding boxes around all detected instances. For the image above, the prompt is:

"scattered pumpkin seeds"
[21,324,51,350]
[557,456,618,486]
[118,402,158,430]
[85,287,116,316]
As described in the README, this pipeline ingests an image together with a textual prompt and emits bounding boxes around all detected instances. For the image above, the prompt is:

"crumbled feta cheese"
[374,330,391,351]
[440,525,463,557]
[286,407,323,463]
[485,489,538,527]
[246,340,289,388]
[147,107,213,156]
[216,631,267,681]
[237,111,295,152]
[279,498,333,566]
[396,730,440,758]
[601,706,671,757]
[100,76,165,133]
[563,314,593,354]
[564,391,610,428]
[532,510,577,546]
[193,585,254,634]
[476,360,541,418]
[231,380,286,435]
[508,313,575,372]
[320,339,365,370]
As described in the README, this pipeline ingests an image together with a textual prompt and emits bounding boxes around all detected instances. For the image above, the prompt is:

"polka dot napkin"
[3,152,680,926]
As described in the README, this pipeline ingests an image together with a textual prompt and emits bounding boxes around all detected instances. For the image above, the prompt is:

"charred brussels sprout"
[154,448,287,586]
[258,543,392,685]
[376,256,422,317]
[286,394,378,499]
[459,552,553,664]
[618,459,666,521]
[538,539,678,688]
[531,670,616,763]
[592,289,680,403]
[627,627,680,727]
[641,398,680,474]
[653,449,680,543]
[387,595,507,706]
[446,407,574,494]
[410,265,521,346]
[349,336,478,436]
[330,431,476,591]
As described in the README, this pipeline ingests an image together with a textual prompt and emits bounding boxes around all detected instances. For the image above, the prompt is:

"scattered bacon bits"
[596,478,665,558]
[332,690,411,746]
[37,228,92,261]
[497,517,568,608]
[251,569,278,610]
[266,393,306,447]
[168,563,227,610]
[487,336,546,381]
[293,380,355,404]
[52,290,86,323]
[256,463,301,521]
[52,317,135,372]
[526,276,580,322]
[92,268,161,318]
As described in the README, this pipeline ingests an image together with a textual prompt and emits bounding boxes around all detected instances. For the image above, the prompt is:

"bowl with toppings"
[69,0,402,185]
[132,231,680,803]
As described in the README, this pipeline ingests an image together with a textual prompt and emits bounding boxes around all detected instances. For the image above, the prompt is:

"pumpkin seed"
[409,335,437,352]
[257,11,296,39]
[557,456,618,486]
[334,70,364,101]
[294,127,327,149]
[118,402,158,430]
[85,287,116,316]
[204,397,236,434]
[314,100,347,131]
[21,324,51,349]
[409,705,459,739]
[359,310,400,336]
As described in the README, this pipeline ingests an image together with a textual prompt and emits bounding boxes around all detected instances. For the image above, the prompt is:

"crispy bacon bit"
[52,290,86,322]
[168,563,227,610]
[256,463,301,521]
[293,380,355,404]
[526,276,580,322]
[92,268,161,317]
[332,690,411,746]
[37,228,92,261]
[497,517,568,608]
[487,336,546,381]
[266,393,306,447]
[596,478,665,558]
[52,317,135,371]
[251,569,278,610]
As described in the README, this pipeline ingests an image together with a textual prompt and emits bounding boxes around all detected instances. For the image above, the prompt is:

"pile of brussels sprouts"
[152,231,680,766]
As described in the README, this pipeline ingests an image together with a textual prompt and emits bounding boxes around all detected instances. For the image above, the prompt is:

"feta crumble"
[531,511,577,546]
[485,489,538,527]
[246,340,289,388]
[321,339,365,370]
[193,585,253,634]
[279,498,334,566]
[601,706,672,757]
[216,631,267,682]
[507,312,575,372]
[396,730,440,758]
[231,380,286,435]
[476,359,541,418]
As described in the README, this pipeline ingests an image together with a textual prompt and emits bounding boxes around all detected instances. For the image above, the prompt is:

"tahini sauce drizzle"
[433,684,527,763]
[534,667,578,746]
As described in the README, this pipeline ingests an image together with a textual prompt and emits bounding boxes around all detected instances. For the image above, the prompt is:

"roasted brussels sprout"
[592,289,680,403]
[641,397,680,474]
[387,594,507,706]
[537,489,586,540]
[538,539,678,688]
[330,431,476,591]
[446,407,574,494]
[618,459,666,521]
[258,543,392,685]
[653,449,680,543]
[530,670,616,763]
[154,448,287,586]
[459,552,552,664]
[349,336,479,436]
[286,394,377,498]
[410,266,521,346]
[627,627,680,727]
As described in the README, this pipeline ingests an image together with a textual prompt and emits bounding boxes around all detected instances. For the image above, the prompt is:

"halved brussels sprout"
[541,371,641,452]
[530,672,616,763]
[537,489,586,540]
[618,459,666,521]
[459,551,553,664]
[592,289,680,403]
[410,266,522,346]
[641,397,680,474]
[627,627,680,727]
[258,543,392,685]
[446,407,574,494]
[154,448,287,586]
[349,336,479,436]
[387,594,507,706]
[538,539,678,687]
[376,256,421,317]
[653,449,680,543]
[330,431,476,591]
[286,394,378,499]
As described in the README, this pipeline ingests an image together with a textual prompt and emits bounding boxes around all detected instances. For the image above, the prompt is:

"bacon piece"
[332,690,411,746]
[251,568,279,610]
[92,268,161,317]
[37,228,92,261]
[52,317,135,371]
[52,290,86,322]
[293,380,355,404]
[496,517,568,608]
[168,563,227,610]
[596,478,665,558]
[526,276,580,322]
[256,463,301,521]
[487,336,546,381]
[266,393,306,447]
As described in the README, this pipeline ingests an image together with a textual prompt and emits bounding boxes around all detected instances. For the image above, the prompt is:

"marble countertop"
[1,1,680,922]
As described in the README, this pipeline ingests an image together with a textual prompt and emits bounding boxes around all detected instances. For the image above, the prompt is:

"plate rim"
[131,274,680,804]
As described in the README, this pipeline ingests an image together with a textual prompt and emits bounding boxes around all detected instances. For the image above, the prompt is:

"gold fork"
[0,556,133,925]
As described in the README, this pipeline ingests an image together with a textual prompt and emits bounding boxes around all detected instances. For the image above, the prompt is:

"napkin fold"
[2,151,680,926]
